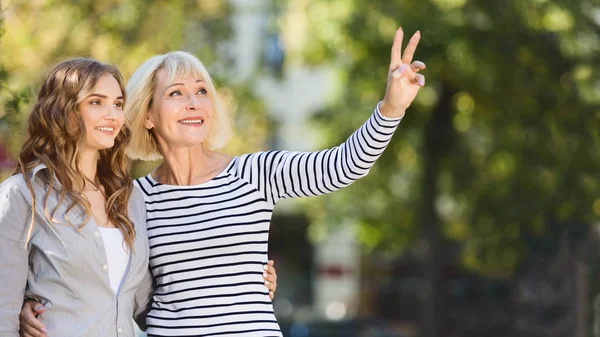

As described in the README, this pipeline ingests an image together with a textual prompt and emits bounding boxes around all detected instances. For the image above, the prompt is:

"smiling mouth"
[95,126,115,132]
[178,118,205,125]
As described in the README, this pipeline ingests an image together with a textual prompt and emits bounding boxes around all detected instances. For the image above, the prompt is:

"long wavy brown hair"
[15,58,135,250]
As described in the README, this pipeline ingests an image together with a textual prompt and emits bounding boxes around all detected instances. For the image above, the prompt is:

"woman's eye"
[90,100,101,106]
[169,90,182,97]
[197,88,207,95]
[114,101,123,108]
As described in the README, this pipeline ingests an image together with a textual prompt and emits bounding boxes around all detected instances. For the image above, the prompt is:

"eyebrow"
[165,79,205,90]
[89,93,124,100]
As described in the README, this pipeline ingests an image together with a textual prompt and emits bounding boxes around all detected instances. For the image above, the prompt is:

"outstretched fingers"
[389,28,404,71]
[401,31,421,65]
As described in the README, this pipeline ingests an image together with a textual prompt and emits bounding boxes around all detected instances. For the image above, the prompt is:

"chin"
[97,142,116,150]
[182,135,209,145]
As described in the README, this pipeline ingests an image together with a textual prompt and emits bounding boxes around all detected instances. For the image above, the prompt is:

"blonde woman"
[10,59,279,337]
[125,27,422,336]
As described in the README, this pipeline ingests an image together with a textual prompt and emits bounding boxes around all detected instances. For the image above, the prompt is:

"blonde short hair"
[125,51,232,161]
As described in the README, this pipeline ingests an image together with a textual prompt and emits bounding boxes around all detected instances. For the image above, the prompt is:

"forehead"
[156,62,205,88]
[91,74,123,96]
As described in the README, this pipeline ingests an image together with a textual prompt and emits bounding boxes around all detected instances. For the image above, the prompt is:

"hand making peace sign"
[379,28,426,118]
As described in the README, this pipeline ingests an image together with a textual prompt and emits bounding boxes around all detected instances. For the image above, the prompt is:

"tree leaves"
[285,0,600,275]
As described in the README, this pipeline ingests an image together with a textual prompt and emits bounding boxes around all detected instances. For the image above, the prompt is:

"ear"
[144,112,154,130]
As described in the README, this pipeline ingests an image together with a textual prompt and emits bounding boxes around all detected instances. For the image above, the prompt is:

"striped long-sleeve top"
[133,104,402,337]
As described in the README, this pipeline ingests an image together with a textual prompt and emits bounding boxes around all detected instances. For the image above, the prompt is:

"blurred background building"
[2,0,600,336]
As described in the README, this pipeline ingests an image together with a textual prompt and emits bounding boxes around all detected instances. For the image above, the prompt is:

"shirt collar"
[30,163,63,188]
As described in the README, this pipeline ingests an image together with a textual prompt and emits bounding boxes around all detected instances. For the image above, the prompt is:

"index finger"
[401,31,421,64]
[390,27,404,70]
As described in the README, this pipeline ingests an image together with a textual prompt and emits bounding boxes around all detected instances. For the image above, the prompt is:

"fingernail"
[418,77,425,86]
[263,272,268,277]
[399,64,408,72]
[265,281,270,285]
[41,328,48,333]
[415,61,426,68]
[416,30,421,34]
[35,305,45,311]
[263,265,268,270]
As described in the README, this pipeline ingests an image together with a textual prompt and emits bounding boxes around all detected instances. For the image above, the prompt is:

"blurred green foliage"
[280,0,600,275]
[0,0,271,178]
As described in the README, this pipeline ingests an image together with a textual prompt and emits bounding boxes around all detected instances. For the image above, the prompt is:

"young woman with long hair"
[0,58,152,337]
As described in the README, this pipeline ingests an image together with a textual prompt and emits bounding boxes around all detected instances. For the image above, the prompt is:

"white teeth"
[179,119,204,124]
[96,127,114,132]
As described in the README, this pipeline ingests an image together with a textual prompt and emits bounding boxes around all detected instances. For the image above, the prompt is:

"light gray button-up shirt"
[0,165,153,337]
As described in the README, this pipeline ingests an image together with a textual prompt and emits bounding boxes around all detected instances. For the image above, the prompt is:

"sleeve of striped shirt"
[231,103,402,205]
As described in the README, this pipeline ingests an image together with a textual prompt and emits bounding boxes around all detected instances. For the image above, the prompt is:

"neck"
[154,143,223,186]
[77,149,99,190]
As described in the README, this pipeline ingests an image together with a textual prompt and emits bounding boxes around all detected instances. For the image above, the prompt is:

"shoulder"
[128,183,148,229]
[234,151,284,164]
[210,151,235,172]
[130,183,146,208]
[229,151,292,172]
[0,174,32,199]
[0,174,34,218]
[1,165,56,198]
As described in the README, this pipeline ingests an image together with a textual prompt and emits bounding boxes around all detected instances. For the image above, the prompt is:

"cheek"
[84,117,97,133]
[201,99,214,120]
[202,99,213,111]
[153,102,176,123]
[160,104,183,128]
[78,108,93,129]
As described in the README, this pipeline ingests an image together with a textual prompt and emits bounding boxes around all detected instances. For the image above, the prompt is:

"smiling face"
[145,68,213,149]
[79,74,125,153]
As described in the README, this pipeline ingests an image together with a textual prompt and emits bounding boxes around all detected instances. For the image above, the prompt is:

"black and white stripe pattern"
[134,105,401,336]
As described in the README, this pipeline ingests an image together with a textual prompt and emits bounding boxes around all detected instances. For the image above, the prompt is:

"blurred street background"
[2,0,600,336]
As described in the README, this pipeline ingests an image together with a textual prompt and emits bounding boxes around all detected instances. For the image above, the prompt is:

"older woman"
[22,27,424,337]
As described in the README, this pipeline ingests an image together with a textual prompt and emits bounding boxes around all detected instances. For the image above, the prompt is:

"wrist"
[379,101,407,118]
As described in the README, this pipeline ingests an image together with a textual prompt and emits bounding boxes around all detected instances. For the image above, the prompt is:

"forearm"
[271,102,402,200]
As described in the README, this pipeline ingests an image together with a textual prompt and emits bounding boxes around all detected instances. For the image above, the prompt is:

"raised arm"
[232,106,400,204]
[230,28,425,204]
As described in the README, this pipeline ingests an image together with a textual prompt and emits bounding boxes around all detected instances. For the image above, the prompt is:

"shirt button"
[94,231,101,237]
[117,327,122,334]
[102,264,108,271]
